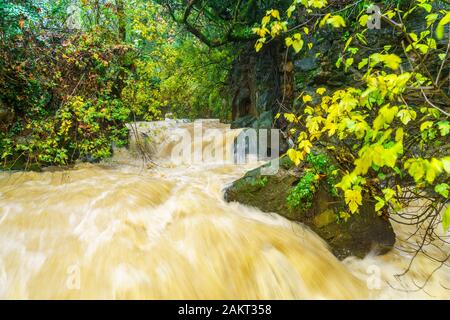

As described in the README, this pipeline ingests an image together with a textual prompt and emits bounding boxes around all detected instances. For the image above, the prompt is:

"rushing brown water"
[0,121,449,299]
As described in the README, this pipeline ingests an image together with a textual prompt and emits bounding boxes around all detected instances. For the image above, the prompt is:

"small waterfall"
[0,120,448,299]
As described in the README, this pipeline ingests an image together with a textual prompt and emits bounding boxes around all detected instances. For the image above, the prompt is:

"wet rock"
[251,111,273,130]
[224,157,396,260]
[230,115,256,129]
[0,101,14,128]
[295,57,318,72]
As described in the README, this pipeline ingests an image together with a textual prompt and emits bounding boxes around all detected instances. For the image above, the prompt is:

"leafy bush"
[287,152,338,212]
[0,0,233,168]
[255,0,450,231]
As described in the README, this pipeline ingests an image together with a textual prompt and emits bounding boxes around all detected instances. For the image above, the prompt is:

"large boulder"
[224,157,396,260]
[0,100,14,129]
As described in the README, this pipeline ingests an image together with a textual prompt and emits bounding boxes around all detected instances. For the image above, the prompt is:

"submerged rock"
[224,157,396,259]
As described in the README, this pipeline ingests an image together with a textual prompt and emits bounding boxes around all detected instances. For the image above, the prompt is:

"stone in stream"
[224,156,396,260]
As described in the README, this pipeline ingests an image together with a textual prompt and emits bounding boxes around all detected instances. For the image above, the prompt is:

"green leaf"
[344,36,353,51]
[426,158,443,184]
[356,33,367,45]
[358,58,368,70]
[420,121,433,131]
[397,109,417,125]
[443,206,450,232]
[418,3,432,13]
[292,39,304,53]
[439,11,450,26]
[435,183,449,198]
[375,196,385,212]
[344,57,354,71]
[287,5,296,18]
[442,156,450,173]
[409,32,418,42]
[437,121,450,136]
[383,188,395,202]
[426,13,439,27]
[436,12,450,39]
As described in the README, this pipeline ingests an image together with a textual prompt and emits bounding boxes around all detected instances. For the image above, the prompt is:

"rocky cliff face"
[227,29,353,131]
[229,39,293,130]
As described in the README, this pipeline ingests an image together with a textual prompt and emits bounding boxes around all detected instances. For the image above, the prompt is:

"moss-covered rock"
[224,157,396,259]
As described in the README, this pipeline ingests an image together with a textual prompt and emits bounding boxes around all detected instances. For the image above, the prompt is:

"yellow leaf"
[426,158,443,184]
[255,41,263,52]
[262,15,271,27]
[437,12,450,39]
[287,5,296,18]
[395,128,404,142]
[420,121,433,131]
[345,188,363,214]
[292,39,304,53]
[316,87,327,95]
[309,0,328,9]
[327,15,346,28]
[437,24,445,39]
[298,140,312,154]
[383,54,402,70]
[252,27,269,37]
[344,36,353,52]
[255,38,266,52]
[285,37,293,47]
[442,156,450,173]
[339,211,351,222]
[284,113,296,123]
[405,158,425,182]
[270,22,284,37]
[397,109,416,125]
[287,148,303,166]
[443,206,450,232]
[297,131,308,142]
[319,13,331,28]
[359,15,369,27]
[302,95,313,103]
[291,33,304,53]
[375,199,385,212]
[271,9,280,20]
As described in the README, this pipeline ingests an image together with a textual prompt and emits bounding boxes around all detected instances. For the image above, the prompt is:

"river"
[0,121,448,299]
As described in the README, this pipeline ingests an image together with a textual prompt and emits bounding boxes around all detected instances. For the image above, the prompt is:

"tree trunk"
[229,40,293,127]
[115,0,126,42]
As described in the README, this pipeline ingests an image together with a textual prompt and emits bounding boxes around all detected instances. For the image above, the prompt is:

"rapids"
[0,121,449,299]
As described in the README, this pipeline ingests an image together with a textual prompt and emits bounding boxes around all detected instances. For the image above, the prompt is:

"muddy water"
[0,121,448,299]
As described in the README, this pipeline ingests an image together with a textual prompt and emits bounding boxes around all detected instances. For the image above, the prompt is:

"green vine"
[287,152,338,212]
